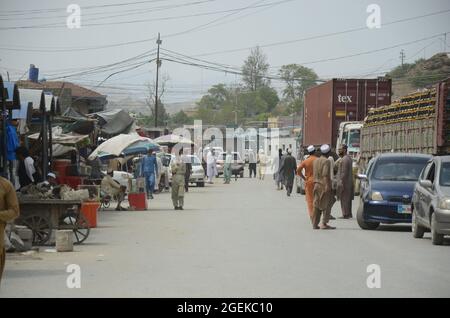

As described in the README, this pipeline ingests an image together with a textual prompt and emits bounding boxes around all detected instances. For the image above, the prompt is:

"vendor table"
[16,199,90,246]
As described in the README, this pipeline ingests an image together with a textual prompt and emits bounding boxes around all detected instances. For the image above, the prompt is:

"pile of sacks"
[4,223,33,252]
[19,184,89,201]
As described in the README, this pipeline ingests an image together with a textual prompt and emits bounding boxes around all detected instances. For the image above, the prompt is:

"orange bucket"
[81,201,100,228]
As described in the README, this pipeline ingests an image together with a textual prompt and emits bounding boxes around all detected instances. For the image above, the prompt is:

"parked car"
[356,153,431,230]
[412,156,450,245]
[185,155,205,187]
[216,152,245,178]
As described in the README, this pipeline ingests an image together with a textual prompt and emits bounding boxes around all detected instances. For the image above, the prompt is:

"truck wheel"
[412,208,425,239]
[357,201,379,230]
[431,213,444,245]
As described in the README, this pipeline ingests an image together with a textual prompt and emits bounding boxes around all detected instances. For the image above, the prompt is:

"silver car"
[412,156,450,245]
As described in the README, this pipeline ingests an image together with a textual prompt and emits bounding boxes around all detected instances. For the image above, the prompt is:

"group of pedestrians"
[273,144,354,230]
[297,144,354,230]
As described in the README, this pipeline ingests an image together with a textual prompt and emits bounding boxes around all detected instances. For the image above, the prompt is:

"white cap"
[47,172,56,179]
[307,145,315,154]
[320,144,331,154]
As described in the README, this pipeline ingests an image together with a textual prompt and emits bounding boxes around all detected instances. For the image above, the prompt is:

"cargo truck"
[297,78,392,195]
[359,78,450,171]
[303,78,392,151]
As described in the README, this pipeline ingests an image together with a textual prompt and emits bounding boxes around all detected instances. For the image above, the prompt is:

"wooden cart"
[16,199,90,246]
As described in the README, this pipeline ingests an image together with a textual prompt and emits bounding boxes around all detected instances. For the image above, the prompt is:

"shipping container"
[303,78,392,150]
[359,78,450,169]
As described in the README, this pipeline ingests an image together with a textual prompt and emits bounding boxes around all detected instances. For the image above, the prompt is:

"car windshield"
[372,159,428,181]
[439,162,450,186]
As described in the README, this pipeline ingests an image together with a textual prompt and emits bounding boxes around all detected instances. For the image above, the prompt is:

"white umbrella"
[88,133,148,159]
[154,134,193,145]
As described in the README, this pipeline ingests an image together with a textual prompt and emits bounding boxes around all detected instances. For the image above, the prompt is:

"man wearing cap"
[101,170,127,211]
[280,149,297,197]
[337,144,354,219]
[312,144,336,230]
[297,145,318,221]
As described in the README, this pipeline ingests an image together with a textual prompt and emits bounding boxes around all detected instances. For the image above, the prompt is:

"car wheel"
[197,182,205,187]
[356,200,379,230]
[431,213,444,245]
[412,209,425,239]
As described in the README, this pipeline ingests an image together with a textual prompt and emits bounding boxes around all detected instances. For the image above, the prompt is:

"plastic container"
[53,159,71,177]
[128,192,147,210]
[81,201,100,228]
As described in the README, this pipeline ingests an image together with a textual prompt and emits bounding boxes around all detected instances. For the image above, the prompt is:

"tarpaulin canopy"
[2,81,20,109]
[154,134,193,145]
[121,138,160,156]
[18,88,45,111]
[88,133,149,159]
[89,109,134,137]
[28,126,89,145]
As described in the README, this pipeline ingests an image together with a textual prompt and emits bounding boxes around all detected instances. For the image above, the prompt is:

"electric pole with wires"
[400,49,406,68]
[154,33,162,127]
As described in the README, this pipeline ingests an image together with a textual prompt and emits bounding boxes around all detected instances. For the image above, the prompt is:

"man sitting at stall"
[101,170,127,211]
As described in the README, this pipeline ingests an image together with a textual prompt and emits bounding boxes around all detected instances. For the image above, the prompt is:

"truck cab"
[336,121,363,195]
[336,121,363,159]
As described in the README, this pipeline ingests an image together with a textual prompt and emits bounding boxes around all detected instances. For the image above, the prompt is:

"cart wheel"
[102,200,110,209]
[59,211,90,245]
[22,214,53,245]
[72,213,90,245]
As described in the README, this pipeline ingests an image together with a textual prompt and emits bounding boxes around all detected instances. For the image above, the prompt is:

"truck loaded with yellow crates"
[359,77,450,171]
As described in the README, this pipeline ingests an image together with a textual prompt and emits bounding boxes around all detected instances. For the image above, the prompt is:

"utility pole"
[400,49,405,68]
[154,33,162,127]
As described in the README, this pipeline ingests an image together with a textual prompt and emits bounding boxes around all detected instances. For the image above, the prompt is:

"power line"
[0,0,218,29]
[193,9,450,58]
[0,0,293,51]
[0,0,292,29]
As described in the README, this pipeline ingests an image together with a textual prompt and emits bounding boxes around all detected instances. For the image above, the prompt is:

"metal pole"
[154,33,162,127]
[41,111,48,180]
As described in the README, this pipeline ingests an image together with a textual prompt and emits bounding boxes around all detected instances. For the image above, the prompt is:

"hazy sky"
[0,0,449,103]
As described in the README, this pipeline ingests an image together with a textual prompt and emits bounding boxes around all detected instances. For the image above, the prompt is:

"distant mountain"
[106,96,198,115]
[386,53,450,99]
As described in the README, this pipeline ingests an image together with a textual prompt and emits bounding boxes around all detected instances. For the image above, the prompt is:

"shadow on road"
[377,225,411,232]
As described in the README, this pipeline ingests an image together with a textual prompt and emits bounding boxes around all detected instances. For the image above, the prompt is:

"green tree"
[170,110,193,126]
[279,64,318,114]
[257,85,279,112]
[242,46,270,91]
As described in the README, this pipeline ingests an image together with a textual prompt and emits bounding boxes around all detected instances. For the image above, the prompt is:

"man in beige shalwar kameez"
[312,144,336,230]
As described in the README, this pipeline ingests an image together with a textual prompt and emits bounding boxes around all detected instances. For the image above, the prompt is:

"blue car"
[357,153,431,230]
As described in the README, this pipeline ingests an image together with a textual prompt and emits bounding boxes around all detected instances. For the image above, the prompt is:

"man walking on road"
[337,145,354,219]
[257,149,267,180]
[312,144,336,230]
[0,176,20,284]
[248,149,257,178]
[280,149,297,196]
[223,150,232,184]
[206,150,216,184]
[171,149,186,210]
[141,149,158,199]
[297,145,318,222]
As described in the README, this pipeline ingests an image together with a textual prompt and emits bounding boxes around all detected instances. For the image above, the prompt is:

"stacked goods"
[359,78,450,169]
[365,89,436,127]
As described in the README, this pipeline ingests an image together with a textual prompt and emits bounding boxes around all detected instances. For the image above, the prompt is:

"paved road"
[2,173,450,297]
